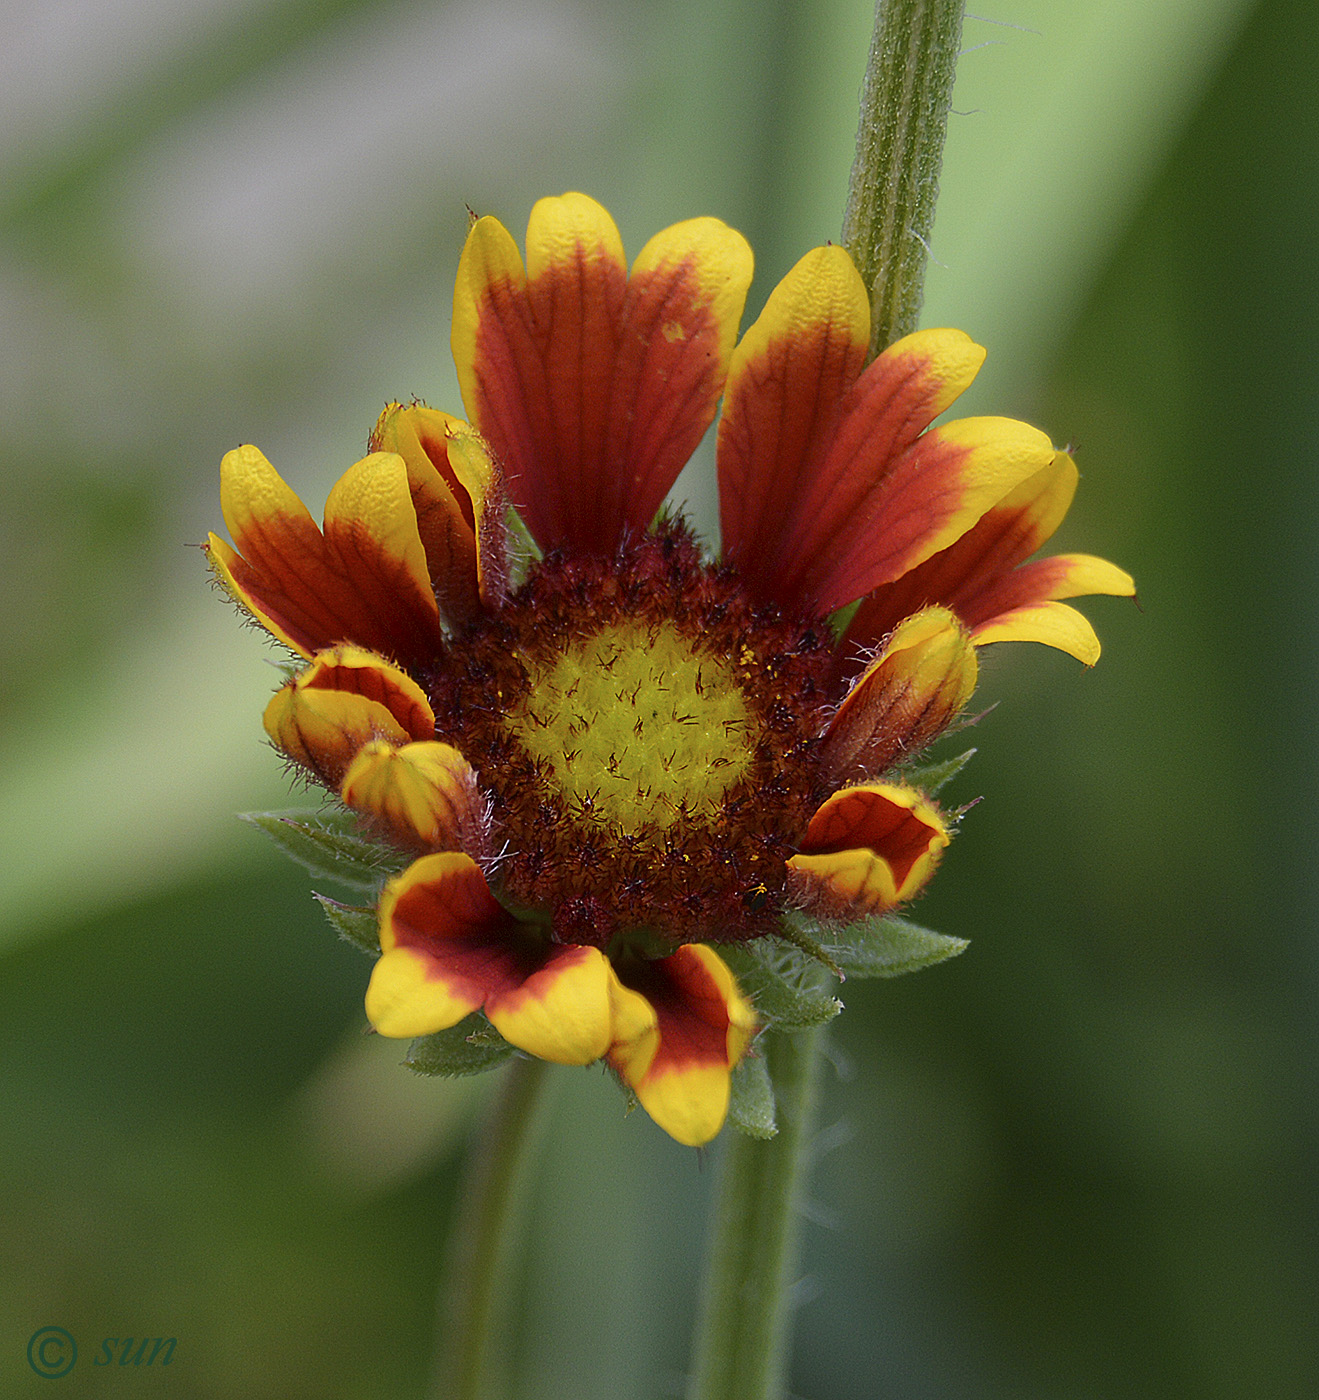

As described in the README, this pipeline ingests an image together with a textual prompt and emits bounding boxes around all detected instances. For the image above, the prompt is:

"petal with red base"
[822,608,977,783]
[804,415,1056,617]
[964,553,1136,666]
[788,783,949,920]
[263,645,435,786]
[320,452,450,658]
[210,445,445,669]
[607,945,756,1147]
[840,454,1135,665]
[717,245,869,605]
[453,192,752,555]
[369,403,483,624]
[368,852,614,1063]
[840,450,1078,648]
[443,424,511,609]
[340,740,489,856]
[717,242,994,612]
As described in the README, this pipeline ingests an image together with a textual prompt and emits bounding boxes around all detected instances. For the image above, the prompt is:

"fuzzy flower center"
[429,524,836,945]
[504,621,755,833]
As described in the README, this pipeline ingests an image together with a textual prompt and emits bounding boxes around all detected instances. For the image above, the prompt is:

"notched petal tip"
[455,191,750,557]
[525,191,626,282]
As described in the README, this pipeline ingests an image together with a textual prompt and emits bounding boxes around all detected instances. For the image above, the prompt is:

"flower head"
[209,194,1132,1145]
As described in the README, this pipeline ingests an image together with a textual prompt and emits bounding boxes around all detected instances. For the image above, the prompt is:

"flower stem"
[432,1055,551,1400]
[686,1025,824,1400]
[842,0,968,354]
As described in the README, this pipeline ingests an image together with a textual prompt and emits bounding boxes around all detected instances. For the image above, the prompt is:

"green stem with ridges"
[432,1055,551,1400]
[686,1025,824,1400]
[842,0,968,354]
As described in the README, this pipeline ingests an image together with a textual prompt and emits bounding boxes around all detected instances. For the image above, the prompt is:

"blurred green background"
[2,0,1314,1396]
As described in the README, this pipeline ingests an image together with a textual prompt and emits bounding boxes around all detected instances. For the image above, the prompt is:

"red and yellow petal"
[963,551,1135,666]
[369,403,482,624]
[802,414,1056,617]
[320,451,449,657]
[340,739,488,855]
[965,551,1136,634]
[369,852,613,1063]
[452,195,620,553]
[209,445,339,658]
[607,945,756,1147]
[210,445,445,669]
[443,423,510,609]
[263,645,435,786]
[596,217,753,541]
[788,783,950,920]
[366,945,483,1040]
[822,607,977,783]
[839,451,1135,667]
[484,944,615,1066]
[717,245,870,603]
[453,192,751,556]
[840,450,1079,651]
[717,239,994,612]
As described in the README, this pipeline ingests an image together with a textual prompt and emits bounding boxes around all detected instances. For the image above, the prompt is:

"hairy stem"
[842,0,968,353]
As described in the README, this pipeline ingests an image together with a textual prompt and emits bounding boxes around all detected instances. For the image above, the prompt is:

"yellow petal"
[879,327,986,416]
[486,945,615,1066]
[365,945,480,1039]
[340,740,487,854]
[972,599,1104,665]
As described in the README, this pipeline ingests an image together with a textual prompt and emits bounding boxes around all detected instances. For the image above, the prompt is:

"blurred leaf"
[921,0,1257,401]
[313,894,379,956]
[405,1015,515,1078]
[240,807,406,891]
[728,1048,777,1139]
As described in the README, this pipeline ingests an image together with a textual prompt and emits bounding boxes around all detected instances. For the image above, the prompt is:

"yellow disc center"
[505,621,755,835]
